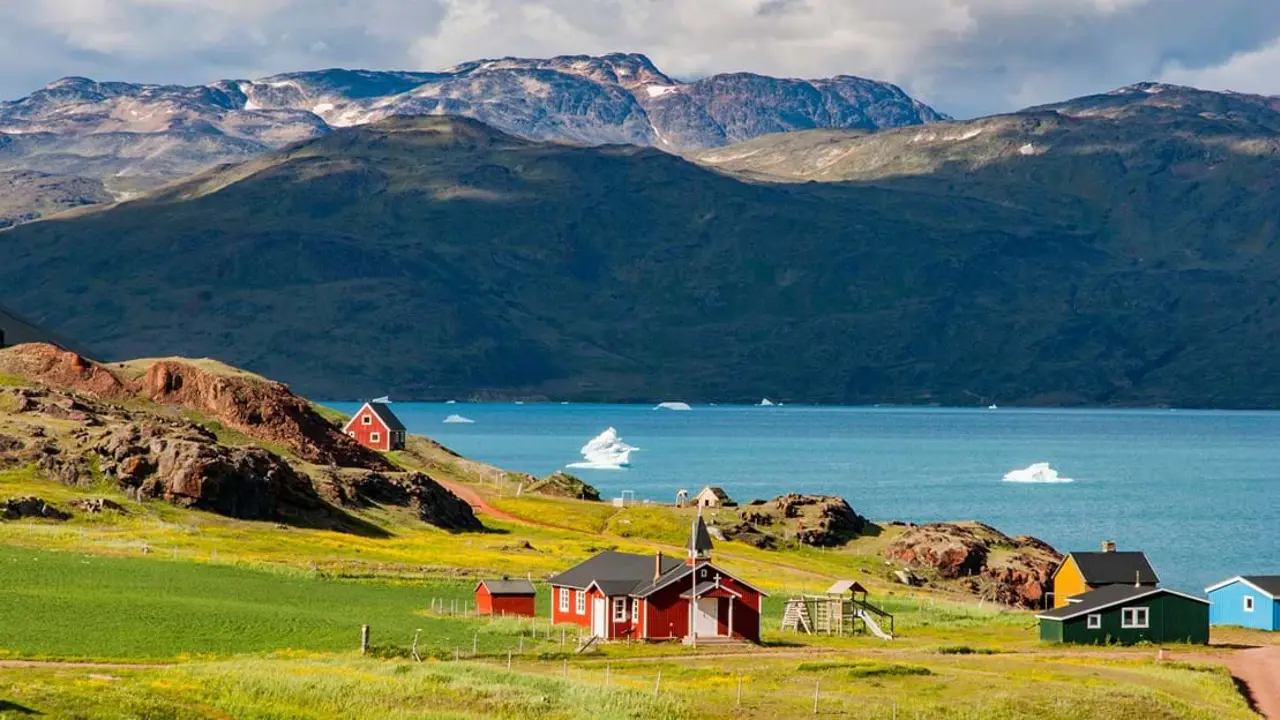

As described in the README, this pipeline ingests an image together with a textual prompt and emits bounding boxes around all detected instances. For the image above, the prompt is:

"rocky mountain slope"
[0,54,942,224]
[0,343,480,531]
[3,81,1280,407]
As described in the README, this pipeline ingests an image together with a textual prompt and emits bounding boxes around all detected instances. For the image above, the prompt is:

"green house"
[1036,585,1209,645]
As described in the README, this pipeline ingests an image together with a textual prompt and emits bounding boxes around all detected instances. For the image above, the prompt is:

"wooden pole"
[812,680,820,715]
[360,624,370,655]
[654,669,662,696]
[737,674,743,706]
[563,659,568,678]
[507,650,512,672]
[472,632,478,656]
[519,635,524,653]
[411,629,422,662]
[605,664,611,687]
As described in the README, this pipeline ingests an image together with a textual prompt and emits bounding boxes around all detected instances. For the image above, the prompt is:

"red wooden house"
[547,515,765,643]
[475,578,537,617]
[342,402,407,452]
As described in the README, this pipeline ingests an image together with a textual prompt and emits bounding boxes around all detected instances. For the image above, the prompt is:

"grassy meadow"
[0,441,1262,719]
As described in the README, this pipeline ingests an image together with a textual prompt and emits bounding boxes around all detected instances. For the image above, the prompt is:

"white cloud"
[1,0,1279,117]
[1160,40,1280,96]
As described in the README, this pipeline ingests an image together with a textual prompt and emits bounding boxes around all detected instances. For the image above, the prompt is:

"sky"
[2,0,1280,118]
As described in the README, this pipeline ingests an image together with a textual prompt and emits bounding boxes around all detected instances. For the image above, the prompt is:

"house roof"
[1206,576,1280,598]
[698,486,730,500]
[367,402,406,432]
[633,561,769,599]
[477,579,536,596]
[826,580,868,595]
[688,515,714,555]
[680,580,743,599]
[548,551,684,592]
[1058,552,1160,585]
[1036,585,1207,622]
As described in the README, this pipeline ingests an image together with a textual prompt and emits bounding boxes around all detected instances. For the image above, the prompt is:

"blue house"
[1204,576,1280,631]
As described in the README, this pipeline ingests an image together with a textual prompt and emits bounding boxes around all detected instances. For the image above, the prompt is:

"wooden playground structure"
[781,581,895,639]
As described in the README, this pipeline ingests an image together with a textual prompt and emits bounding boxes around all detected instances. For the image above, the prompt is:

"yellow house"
[1050,542,1160,608]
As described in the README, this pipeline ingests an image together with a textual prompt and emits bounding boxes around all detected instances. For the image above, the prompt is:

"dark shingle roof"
[478,579,536,596]
[1065,552,1159,585]
[1241,577,1280,597]
[367,402,406,432]
[548,551,683,592]
[1037,585,1207,622]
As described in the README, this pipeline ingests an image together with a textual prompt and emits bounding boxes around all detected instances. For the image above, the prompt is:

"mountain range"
[3,76,1280,407]
[0,53,943,225]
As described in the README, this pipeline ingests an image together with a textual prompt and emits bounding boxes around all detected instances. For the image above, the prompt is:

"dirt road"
[1223,646,1280,719]
[432,478,522,524]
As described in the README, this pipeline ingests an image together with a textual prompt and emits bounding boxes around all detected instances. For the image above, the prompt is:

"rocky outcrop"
[91,422,327,521]
[1,496,71,521]
[524,471,600,501]
[884,522,1062,609]
[725,494,871,548]
[0,345,133,399]
[141,361,392,470]
[322,470,482,531]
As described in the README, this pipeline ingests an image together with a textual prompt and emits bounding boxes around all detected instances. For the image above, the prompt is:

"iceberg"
[1002,463,1074,484]
[759,398,776,406]
[654,402,692,411]
[371,396,391,404]
[443,414,475,424]
[567,427,637,470]
[445,400,458,405]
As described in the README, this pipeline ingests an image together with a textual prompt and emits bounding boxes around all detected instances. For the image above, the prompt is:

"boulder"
[69,497,127,514]
[883,522,1062,609]
[141,361,393,470]
[0,433,24,453]
[1,495,71,521]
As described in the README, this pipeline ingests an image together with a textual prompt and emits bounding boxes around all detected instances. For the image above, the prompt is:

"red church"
[342,401,407,452]
[548,514,765,643]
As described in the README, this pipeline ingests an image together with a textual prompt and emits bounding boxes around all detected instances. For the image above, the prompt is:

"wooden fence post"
[736,673,743,706]
[605,664,611,687]
[812,679,820,715]
[654,670,662,696]
[507,651,512,672]
[473,632,478,656]
[360,624,370,655]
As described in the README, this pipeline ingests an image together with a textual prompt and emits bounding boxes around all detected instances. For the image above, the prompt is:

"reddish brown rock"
[884,522,1062,609]
[0,344,134,399]
[728,494,871,547]
[141,361,392,470]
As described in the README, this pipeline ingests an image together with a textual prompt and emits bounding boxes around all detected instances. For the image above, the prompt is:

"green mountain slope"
[2,103,1279,407]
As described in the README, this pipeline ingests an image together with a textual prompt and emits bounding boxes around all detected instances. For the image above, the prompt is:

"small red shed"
[475,578,537,617]
[342,402,407,452]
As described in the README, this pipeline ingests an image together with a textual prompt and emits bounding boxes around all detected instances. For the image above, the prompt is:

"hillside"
[4,97,1280,406]
[0,53,942,224]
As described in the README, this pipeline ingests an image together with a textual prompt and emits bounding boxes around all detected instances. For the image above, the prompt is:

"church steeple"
[687,511,713,564]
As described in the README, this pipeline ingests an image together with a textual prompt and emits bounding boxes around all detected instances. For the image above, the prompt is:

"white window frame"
[1086,614,1102,630]
[575,590,585,615]
[558,588,569,613]
[1121,607,1149,629]
[1244,595,1256,613]
[370,432,381,444]
[613,597,627,622]
[362,414,372,425]
[632,598,640,622]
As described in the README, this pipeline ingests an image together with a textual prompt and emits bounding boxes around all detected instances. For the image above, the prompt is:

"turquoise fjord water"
[326,402,1280,594]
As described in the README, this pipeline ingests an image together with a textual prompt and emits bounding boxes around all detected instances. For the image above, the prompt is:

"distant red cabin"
[475,578,537,617]
[342,402,407,452]
[547,516,765,643]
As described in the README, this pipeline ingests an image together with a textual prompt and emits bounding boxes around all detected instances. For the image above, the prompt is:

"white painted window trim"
[370,432,380,444]
[558,588,569,612]
[632,598,640,622]
[575,590,585,615]
[1245,595,1256,612]
[1121,607,1149,629]
[362,415,372,425]
[1087,614,1102,629]
[613,597,627,622]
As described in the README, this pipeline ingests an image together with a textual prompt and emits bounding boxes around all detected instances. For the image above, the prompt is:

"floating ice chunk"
[759,398,776,407]
[445,400,458,405]
[443,414,475,424]
[988,404,998,410]
[654,402,692,411]
[566,427,637,470]
[1002,463,1073,483]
